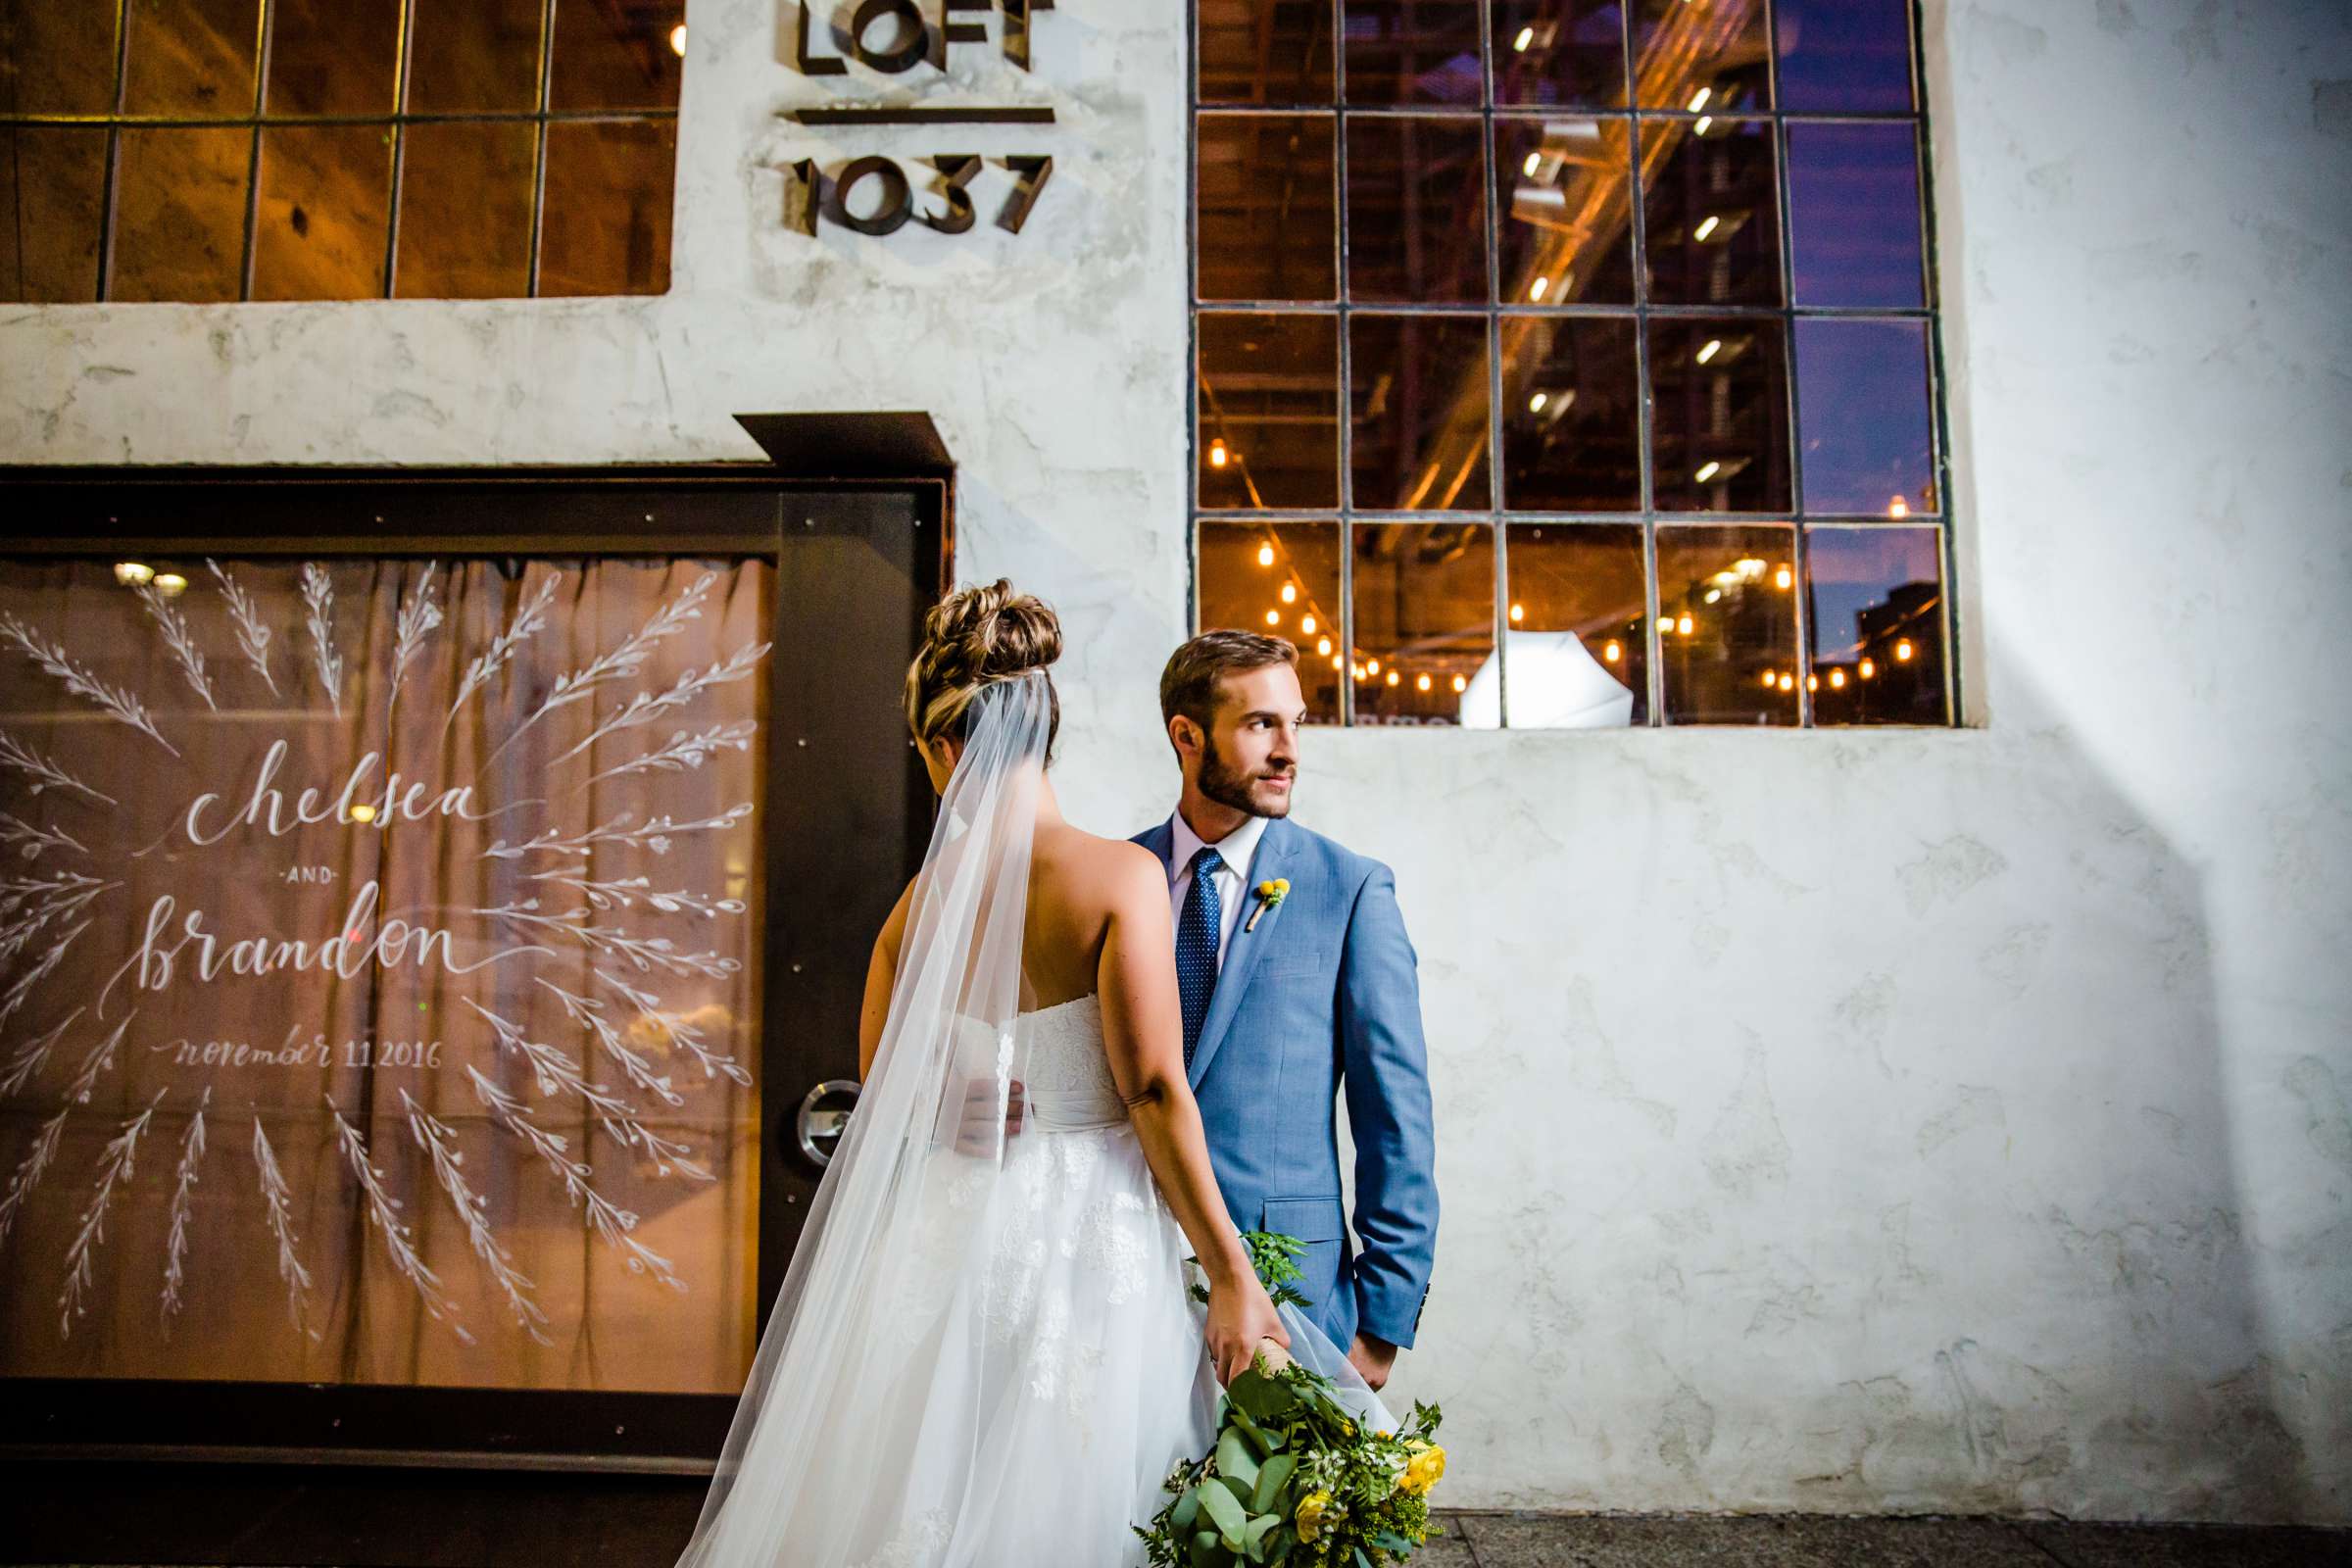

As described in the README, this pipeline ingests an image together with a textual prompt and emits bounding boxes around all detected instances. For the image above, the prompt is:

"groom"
[1133,631,1437,1392]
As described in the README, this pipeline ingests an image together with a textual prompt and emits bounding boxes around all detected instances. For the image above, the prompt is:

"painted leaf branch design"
[464,1065,686,1292]
[0,613,179,755]
[160,1086,211,1330]
[0,728,116,806]
[401,1089,553,1346]
[133,581,218,710]
[486,570,716,766]
[300,564,345,717]
[207,560,279,697]
[327,1095,473,1345]
[60,1088,166,1338]
[447,572,560,729]
[555,641,772,763]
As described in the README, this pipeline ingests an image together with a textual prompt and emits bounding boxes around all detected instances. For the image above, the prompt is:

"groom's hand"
[1348,1332,1398,1392]
[953,1077,1023,1156]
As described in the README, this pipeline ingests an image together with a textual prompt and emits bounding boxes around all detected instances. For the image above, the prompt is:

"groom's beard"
[1199,732,1294,819]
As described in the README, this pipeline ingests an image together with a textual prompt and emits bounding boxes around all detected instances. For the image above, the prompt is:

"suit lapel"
[1187,817,1296,1092]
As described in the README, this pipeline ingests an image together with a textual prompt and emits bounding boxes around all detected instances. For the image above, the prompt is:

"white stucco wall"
[4,0,2347,1526]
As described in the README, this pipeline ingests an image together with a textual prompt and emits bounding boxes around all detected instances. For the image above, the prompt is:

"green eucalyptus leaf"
[1250,1453,1297,1514]
[1171,1488,1201,1532]
[1189,1527,1222,1568]
[1198,1476,1248,1544]
[1216,1430,1260,1490]
[1243,1512,1280,1563]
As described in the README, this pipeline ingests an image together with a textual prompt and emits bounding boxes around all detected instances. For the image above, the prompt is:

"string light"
[1778,673,1795,693]
[348,803,378,823]
[1281,582,1298,604]
[1761,669,1778,689]
[1529,275,1549,301]
[1523,151,1543,176]
[1695,461,1721,483]
[1888,495,1909,518]
[1829,668,1846,689]
[1513,24,1535,50]
[1895,639,1914,662]
[1693,215,1720,242]
[1509,602,1526,623]
[1604,640,1622,662]
[669,23,686,55]
[1366,658,1380,675]
[113,562,154,587]
[1807,673,1819,692]
[1676,613,1693,636]
[1860,658,1877,679]
[1264,610,1280,626]
[1416,673,1433,692]
[1451,673,1467,693]
[1774,564,1792,590]
[1696,338,1721,364]
[1257,542,1275,566]
[1317,636,1333,656]
[1210,438,1230,469]
[1529,391,1548,414]
[1386,669,1400,687]
[153,572,188,597]
[1301,612,1317,634]
[1332,654,1345,669]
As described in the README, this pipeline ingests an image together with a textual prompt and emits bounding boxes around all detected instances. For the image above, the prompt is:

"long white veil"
[673,667,1389,1566]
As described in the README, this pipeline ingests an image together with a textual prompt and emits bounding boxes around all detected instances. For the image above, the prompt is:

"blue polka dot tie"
[1177,846,1223,1071]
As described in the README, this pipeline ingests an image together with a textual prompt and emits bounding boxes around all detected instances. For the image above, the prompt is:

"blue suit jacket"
[1133,813,1438,1350]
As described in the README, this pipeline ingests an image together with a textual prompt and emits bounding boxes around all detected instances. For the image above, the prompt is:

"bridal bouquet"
[1137,1233,1447,1567]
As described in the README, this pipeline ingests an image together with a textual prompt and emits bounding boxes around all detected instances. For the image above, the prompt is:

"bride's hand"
[1205,1272,1290,1386]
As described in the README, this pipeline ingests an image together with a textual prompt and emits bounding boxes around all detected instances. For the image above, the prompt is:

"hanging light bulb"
[1774,564,1792,590]
[1696,338,1722,365]
[1807,673,1819,691]
[1829,668,1846,689]
[1416,672,1432,692]
[1264,610,1280,626]
[1860,658,1877,679]
[1888,495,1909,518]
[1529,391,1548,414]
[1693,215,1720,242]
[1317,636,1333,656]
[1301,612,1318,635]
[1366,658,1381,675]
[1210,438,1230,470]
[1513,24,1535,51]
[1676,613,1693,636]
[1257,541,1275,566]
[1280,582,1298,604]
[1778,673,1795,693]
[1451,673,1467,693]
[1895,638,1914,662]
[1509,602,1526,623]
[1695,460,1721,483]
[1604,640,1622,662]
[1761,669,1779,689]
[1386,669,1400,687]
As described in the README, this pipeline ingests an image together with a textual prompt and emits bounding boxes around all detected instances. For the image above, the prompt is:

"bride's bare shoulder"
[1039,827,1164,905]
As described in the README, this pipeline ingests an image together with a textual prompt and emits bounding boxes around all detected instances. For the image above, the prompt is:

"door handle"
[794,1079,861,1168]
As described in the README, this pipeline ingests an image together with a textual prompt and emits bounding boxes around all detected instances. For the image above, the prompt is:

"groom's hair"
[1159,630,1298,745]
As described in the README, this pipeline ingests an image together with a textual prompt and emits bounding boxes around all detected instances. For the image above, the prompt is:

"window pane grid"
[3,0,677,303]
[1190,0,1955,728]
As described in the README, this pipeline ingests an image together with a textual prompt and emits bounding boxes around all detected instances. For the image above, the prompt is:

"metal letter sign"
[782,0,1058,237]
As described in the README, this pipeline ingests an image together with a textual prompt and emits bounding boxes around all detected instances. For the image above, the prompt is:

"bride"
[673,581,1389,1567]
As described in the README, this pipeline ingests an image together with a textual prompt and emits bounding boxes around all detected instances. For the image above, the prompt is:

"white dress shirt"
[1166,809,1272,972]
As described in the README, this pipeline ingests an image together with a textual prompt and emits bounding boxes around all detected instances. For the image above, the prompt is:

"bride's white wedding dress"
[673,670,1388,1568]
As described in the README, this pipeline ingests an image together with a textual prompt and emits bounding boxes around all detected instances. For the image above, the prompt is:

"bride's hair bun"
[904,578,1062,756]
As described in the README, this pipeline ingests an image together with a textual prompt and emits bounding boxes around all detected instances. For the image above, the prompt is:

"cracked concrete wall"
[3,0,2348,1527]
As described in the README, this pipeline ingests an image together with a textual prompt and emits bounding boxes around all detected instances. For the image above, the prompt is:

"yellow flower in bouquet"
[1398,1440,1447,1496]
[1294,1489,1335,1544]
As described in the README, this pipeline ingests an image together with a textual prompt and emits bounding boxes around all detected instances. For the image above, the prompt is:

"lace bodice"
[1015,992,1126,1133]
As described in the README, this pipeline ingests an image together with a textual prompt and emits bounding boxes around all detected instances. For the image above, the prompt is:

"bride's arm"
[857,876,917,1080]
[1097,845,1288,1383]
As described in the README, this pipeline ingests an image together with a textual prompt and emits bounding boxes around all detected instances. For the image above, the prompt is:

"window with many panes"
[1,0,681,303]
[1192,0,1954,726]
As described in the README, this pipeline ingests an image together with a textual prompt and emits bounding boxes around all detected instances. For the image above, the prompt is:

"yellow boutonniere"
[1243,877,1290,933]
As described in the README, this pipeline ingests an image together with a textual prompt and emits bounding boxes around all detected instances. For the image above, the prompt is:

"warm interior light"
[1301,613,1318,635]
[153,572,188,597]
[1317,636,1333,656]
[1762,669,1779,689]
[1703,588,1721,605]
[1257,542,1275,566]
[1688,86,1711,113]
[1694,461,1721,483]
[1676,614,1693,636]
[1807,673,1819,691]
[1774,565,1792,590]
[1451,673,1467,693]
[1529,275,1549,301]
[347,803,378,823]
[1529,391,1548,414]
[1696,338,1722,364]
[1860,658,1877,679]
[1522,151,1542,176]
[1366,659,1381,675]
[1604,640,1622,662]
[1386,669,1400,687]
[1333,655,1346,669]
[1209,438,1229,469]
[1888,495,1910,518]
[1693,215,1721,242]
[1694,115,1713,136]
[114,562,155,586]
[1895,639,1915,662]
[669,22,687,56]
[1734,557,1766,579]
[1280,582,1298,604]
[1264,610,1280,626]
[1778,673,1795,693]
[1416,673,1433,692]
[1509,603,1525,623]
[1829,668,1846,689]
[1656,615,1671,632]
[1514,25,1535,51]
